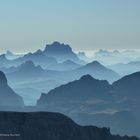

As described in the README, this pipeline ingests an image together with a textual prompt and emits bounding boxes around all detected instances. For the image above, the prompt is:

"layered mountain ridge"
[37,72,140,137]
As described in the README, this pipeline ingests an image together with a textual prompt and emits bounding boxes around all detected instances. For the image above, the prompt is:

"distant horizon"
[1,41,140,58]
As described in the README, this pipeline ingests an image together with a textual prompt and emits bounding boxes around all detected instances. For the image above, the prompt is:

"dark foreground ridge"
[0,112,138,140]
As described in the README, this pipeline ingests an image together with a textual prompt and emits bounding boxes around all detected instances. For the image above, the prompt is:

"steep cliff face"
[0,112,138,140]
[0,71,24,107]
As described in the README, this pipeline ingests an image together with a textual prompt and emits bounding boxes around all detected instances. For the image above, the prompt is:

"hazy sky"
[0,0,140,53]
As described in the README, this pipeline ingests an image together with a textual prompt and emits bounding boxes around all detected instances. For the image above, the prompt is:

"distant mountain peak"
[51,41,63,46]
[79,75,109,85]
[85,61,103,68]
[0,71,7,85]
[6,50,14,55]
[78,52,87,58]
[19,60,43,72]
[43,42,79,62]
[25,52,32,57]
[13,60,44,75]
[80,74,94,81]
[34,49,43,56]
[19,61,37,70]
[98,49,109,54]
[78,52,86,55]
[51,41,70,48]
[44,41,72,53]
[91,61,101,65]
[76,60,120,82]
[77,52,91,62]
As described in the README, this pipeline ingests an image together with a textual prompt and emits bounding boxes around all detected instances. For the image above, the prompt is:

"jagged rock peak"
[6,50,14,55]
[34,49,43,55]
[44,41,72,52]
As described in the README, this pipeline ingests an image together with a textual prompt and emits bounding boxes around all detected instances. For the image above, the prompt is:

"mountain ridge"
[0,111,138,140]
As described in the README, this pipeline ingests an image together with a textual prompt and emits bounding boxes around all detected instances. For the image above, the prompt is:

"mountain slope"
[0,71,24,107]
[72,61,120,82]
[112,71,140,98]
[37,75,112,106]
[0,112,138,140]
[0,54,12,67]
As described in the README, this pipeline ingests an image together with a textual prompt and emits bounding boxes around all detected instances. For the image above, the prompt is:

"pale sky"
[0,0,140,53]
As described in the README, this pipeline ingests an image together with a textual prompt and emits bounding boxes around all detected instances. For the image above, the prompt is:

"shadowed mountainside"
[112,71,140,98]
[37,72,140,137]
[0,111,138,140]
[37,75,112,106]
[0,71,24,107]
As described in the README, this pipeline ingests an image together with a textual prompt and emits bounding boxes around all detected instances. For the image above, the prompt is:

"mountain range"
[12,49,57,69]
[5,50,23,60]
[77,51,91,62]
[0,59,119,105]
[0,50,57,69]
[37,72,140,137]
[93,49,140,65]
[0,70,139,139]
[0,42,85,69]
[0,68,139,137]
[0,41,140,138]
